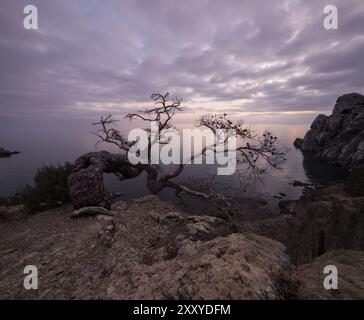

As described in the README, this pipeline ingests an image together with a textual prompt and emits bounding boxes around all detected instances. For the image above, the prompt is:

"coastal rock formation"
[294,93,364,169]
[0,195,297,299]
[246,183,364,265]
[297,250,364,299]
[0,147,20,158]
[287,185,364,264]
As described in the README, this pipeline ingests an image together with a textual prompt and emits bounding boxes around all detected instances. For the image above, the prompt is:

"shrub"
[344,166,364,197]
[0,195,23,206]
[20,162,73,213]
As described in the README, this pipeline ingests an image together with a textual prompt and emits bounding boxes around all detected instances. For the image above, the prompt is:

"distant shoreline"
[0,147,20,158]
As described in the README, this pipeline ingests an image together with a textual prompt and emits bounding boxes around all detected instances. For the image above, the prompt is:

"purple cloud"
[0,0,363,120]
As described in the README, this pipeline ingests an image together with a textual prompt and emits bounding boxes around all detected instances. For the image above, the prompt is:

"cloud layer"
[0,0,363,119]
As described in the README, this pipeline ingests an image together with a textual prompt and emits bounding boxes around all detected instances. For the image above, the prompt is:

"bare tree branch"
[69,93,288,228]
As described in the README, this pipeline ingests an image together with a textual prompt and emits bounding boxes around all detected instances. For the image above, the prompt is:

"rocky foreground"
[1,190,363,299]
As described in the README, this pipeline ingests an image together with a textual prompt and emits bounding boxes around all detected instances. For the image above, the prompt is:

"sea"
[0,114,346,213]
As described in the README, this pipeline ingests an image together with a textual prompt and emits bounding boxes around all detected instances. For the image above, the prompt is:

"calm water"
[0,117,345,211]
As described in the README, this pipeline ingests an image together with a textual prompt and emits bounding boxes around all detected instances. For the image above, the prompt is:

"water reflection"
[301,151,346,184]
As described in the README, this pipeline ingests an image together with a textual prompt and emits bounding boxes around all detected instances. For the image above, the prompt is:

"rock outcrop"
[294,93,364,170]
[125,233,297,300]
[246,183,364,265]
[1,192,364,299]
[0,196,297,299]
[287,186,364,264]
[297,250,364,299]
[0,147,20,158]
[0,205,26,221]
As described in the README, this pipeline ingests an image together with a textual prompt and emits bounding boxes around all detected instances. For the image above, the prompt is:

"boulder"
[294,93,364,169]
[0,205,26,220]
[297,250,364,299]
[293,138,303,148]
[286,196,364,264]
[68,166,113,209]
[127,233,298,299]
[245,184,364,265]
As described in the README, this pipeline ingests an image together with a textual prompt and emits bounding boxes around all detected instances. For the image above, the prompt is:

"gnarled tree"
[68,93,286,227]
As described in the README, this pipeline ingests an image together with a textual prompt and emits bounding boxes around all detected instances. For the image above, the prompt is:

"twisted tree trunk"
[68,151,142,209]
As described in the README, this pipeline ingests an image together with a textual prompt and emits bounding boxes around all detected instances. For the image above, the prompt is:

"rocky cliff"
[246,183,364,266]
[294,93,364,170]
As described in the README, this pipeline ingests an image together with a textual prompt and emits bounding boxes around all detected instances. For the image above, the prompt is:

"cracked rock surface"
[0,195,297,299]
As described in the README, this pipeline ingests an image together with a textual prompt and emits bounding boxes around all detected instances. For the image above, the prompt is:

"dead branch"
[69,93,287,225]
[71,207,114,219]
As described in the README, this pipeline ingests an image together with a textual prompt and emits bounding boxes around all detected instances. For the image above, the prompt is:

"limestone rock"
[297,250,364,299]
[295,93,364,169]
[245,184,364,265]
[128,233,298,299]
[0,205,26,220]
[0,196,298,299]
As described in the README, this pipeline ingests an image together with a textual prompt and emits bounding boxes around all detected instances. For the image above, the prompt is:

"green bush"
[20,162,73,213]
[344,166,364,197]
[0,195,23,206]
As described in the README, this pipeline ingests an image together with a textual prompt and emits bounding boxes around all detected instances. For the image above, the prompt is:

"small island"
[0,147,20,158]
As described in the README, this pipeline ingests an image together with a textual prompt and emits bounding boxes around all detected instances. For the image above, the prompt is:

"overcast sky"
[0,0,363,121]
